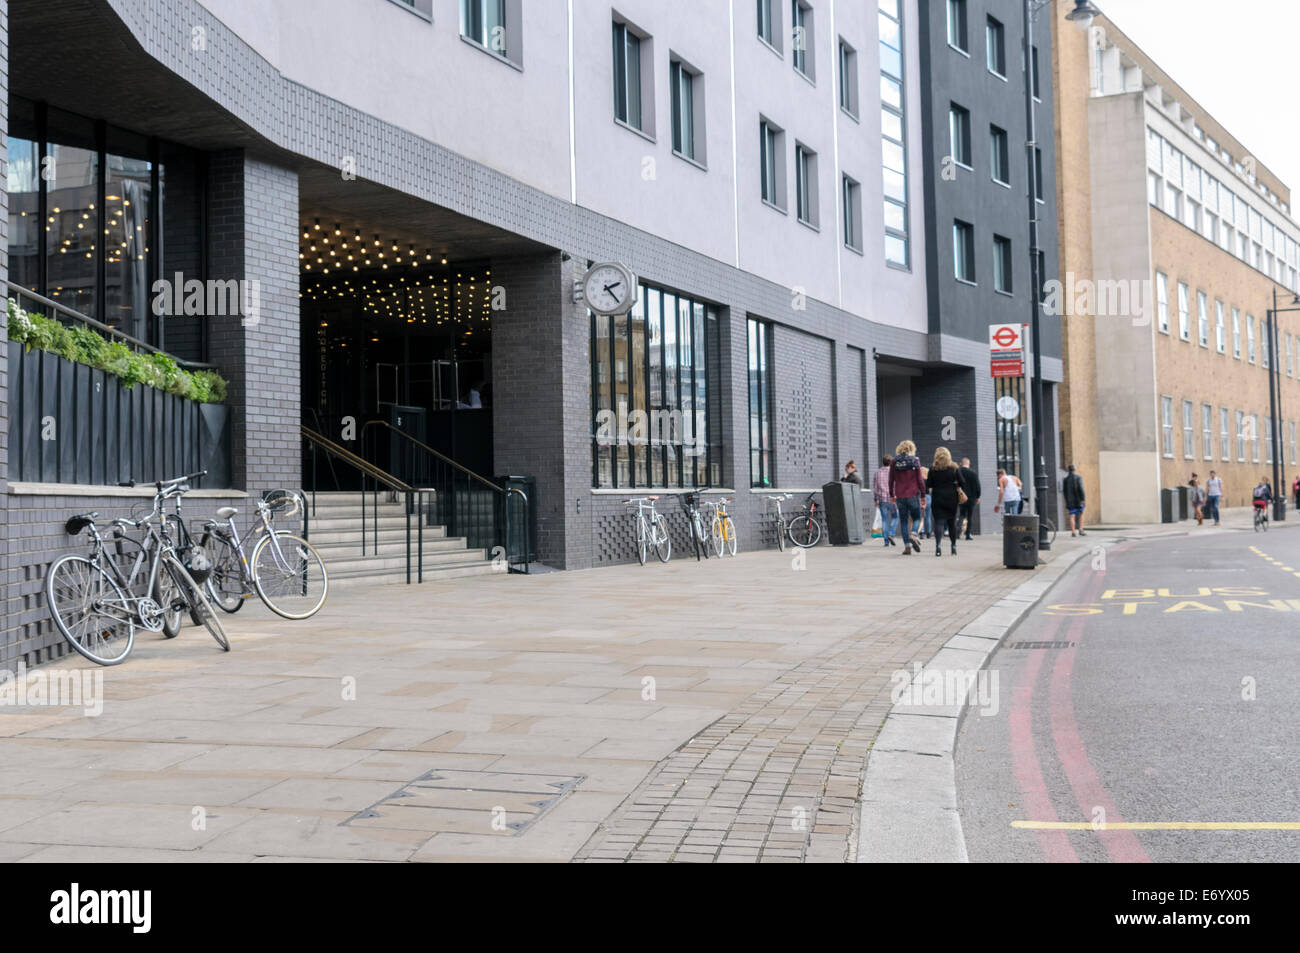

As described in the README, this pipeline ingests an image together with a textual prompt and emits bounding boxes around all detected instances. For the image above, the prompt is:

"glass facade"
[591,283,721,489]
[748,318,773,488]
[880,0,909,267]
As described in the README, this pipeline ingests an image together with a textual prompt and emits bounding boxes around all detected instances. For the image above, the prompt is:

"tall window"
[1254,414,1262,463]
[1183,400,1194,459]
[1034,148,1045,201]
[1031,46,1041,99]
[993,235,1012,294]
[986,17,1006,77]
[1156,272,1169,333]
[1233,308,1241,358]
[1236,410,1245,461]
[757,0,778,48]
[1216,300,1225,352]
[612,22,644,132]
[791,1,814,79]
[843,175,862,251]
[1221,407,1230,461]
[947,0,968,52]
[838,39,859,116]
[461,0,508,56]
[949,103,972,167]
[670,60,699,161]
[795,145,817,227]
[591,284,720,489]
[748,318,774,488]
[1202,403,1213,460]
[1177,282,1189,340]
[760,120,784,209]
[1288,333,1294,376]
[1248,314,1256,363]
[954,221,975,283]
[1266,417,1274,464]
[1197,291,1208,346]
[1291,421,1297,465]
[1162,396,1174,457]
[880,0,908,267]
[990,125,1010,186]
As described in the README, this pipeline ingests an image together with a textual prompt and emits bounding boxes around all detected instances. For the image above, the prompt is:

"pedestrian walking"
[889,441,927,555]
[958,457,981,539]
[1292,474,1300,510]
[1205,470,1223,525]
[995,469,1023,516]
[1063,464,1087,536]
[841,460,862,485]
[873,457,899,547]
[921,465,934,539]
[925,447,966,557]
[1189,475,1206,526]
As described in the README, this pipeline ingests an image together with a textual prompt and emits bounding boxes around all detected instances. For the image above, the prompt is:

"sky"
[1092,0,1300,201]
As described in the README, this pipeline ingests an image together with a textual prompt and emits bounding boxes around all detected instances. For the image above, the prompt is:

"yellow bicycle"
[706,497,738,557]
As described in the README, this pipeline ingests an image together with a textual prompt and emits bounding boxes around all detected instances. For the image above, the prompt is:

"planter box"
[7,340,231,488]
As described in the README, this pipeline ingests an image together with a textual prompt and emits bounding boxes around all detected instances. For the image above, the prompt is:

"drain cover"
[344,768,584,836]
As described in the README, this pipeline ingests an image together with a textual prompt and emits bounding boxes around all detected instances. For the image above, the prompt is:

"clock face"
[584,263,634,315]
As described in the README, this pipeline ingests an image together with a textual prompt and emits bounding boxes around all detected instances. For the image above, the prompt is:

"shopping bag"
[871,508,883,538]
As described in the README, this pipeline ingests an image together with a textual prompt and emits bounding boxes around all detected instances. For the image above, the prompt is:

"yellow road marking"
[1013,820,1300,831]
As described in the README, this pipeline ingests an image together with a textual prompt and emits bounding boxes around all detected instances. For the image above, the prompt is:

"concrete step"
[309,526,450,546]
[327,561,499,589]
[312,537,469,559]
[306,514,424,533]
[324,549,489,575]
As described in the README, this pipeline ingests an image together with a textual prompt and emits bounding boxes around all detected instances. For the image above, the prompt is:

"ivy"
[6,299,228,404]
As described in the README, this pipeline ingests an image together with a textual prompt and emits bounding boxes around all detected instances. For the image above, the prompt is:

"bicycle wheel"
[637,517,649,565]
[775,515,786,552]
[653,517,672,562]
[788,514,821,548]
[724,517,738,556]
[710,516,725,557]
[251,532,329,620]
[154,558,187,639]
[163,555,230,651]
[204,535,247,614]
[691,514,706,560]
[46,555,136,666]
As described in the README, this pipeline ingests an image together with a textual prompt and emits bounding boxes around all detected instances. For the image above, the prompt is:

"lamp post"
[1267,288,1300,520]
[1021,0,1099,551]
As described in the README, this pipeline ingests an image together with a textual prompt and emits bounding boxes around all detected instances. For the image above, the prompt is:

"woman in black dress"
[925,447,965,557]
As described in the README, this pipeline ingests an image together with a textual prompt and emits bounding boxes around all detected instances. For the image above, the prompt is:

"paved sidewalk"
[0,510,1255,863]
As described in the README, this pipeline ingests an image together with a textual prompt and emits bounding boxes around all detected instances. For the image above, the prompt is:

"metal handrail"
[360,420,504,492]
[5,279,218,371]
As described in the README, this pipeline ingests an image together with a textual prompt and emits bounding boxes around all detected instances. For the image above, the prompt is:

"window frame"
[985,16,1006,78]
[953,220,976,285]
[993,234,1013,295]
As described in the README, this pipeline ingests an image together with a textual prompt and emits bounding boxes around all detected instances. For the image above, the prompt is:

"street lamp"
[1020,1,1098,552]
[1266,288,1300,520]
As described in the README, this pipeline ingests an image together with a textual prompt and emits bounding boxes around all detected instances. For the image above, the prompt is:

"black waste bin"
[823,482,865,545]
[1176,485,1189,520]
[1160,488,1175,523]
[1003,514,1039,569]
[496,475,536,565]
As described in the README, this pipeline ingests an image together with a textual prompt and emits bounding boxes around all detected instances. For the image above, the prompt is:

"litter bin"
[1160,488,1175,523]
[495,475,536,565]
[822,482,865,545]
[1176,485,1189,520]
[1003,514,1039,569]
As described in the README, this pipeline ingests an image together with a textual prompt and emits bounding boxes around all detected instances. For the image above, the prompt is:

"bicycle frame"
[204,493,302,590]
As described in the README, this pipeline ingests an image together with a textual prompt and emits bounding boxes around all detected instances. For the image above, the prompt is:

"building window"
[1288,333,1294,376]
[1221,407,1230,461]
[1254,414,1262,463]
[760,119,785,210]
[1291,420,1297,465]
[1034,148,1045,201]
[1197,291,1209,347]
[795,144,818,227]
[1183,400,1195,460]
[1247,314,1256,363]
[1266,417,1274,464]
[1202,403,1213,460]
[1165,185,1182,220]
[954,220,975,283]
[1156,273,1169,333]
[461,0,519,63]
[947,0,968,53]
[990,125,1010,186]
[1148,171,1162,208]
[880,1,908,268]
[591,285,720,489]
[757,0,781,51]
[993,235,1012,294]
[842,175,862,252]
[670,59,702,163]
[791,1,814,79]
[1162,396,1174,458]
[748,318,774,488]
[1263,323,1270,369]
[1236,410,1245,461]
[1216,300,1225,353]
[838,39,859,116]
[1232,308,1241,358]
[986,17,1006,77]
[613,21,649,134]
[1177,282,1190,340]
[949,103,971,167]
[1031,46,1041,99]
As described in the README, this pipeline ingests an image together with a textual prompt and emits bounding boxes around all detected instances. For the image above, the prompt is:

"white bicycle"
[625,496,672,565]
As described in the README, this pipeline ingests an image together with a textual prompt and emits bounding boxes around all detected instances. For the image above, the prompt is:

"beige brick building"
[1050,2,1300,523]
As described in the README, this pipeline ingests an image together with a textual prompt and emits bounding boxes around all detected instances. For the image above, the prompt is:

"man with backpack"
[958,457,981,539]
[889,440,926,555]
[1062,464,1087,537]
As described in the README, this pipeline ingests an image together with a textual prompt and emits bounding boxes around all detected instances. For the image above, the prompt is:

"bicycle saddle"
[217,506,239,519]
[63,514,97,535]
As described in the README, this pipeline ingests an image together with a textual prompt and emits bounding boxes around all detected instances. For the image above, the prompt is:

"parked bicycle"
[787,493,826,549]
[200,489,328,620]
[45,473,229,666]
[625,496,672,564]
[705,497,738,557]
[680,493,711,561]
[765,494,792,552]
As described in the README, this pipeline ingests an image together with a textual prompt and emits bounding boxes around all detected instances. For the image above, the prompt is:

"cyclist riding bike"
[1253,477,1273,528]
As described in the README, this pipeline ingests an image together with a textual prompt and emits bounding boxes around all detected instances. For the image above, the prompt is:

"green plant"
[6,299,227,403]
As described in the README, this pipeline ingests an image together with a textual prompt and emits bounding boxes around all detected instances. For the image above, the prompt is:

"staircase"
[305,491,498,588]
